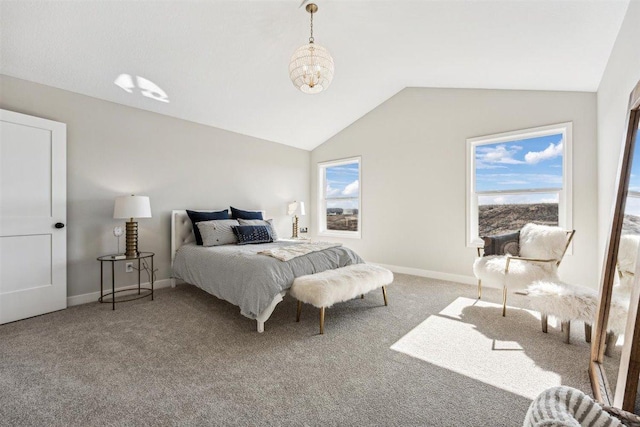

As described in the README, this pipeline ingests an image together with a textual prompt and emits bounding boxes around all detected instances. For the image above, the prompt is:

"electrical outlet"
[300,227,308,233]
[125,262,134,273]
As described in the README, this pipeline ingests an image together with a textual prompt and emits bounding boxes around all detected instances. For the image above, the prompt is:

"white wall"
[597,1,640,261]
[311,88,599,288]
[0,75,310,298]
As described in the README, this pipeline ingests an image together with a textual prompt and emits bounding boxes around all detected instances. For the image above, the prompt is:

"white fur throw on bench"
[290,263,393,308]
[527,280,629,334]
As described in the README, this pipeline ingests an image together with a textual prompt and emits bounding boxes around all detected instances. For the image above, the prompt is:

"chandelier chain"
[309,9,314,43]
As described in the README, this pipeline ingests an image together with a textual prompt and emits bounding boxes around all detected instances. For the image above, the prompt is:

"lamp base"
[125,220,138,257]
[292,215,299,239]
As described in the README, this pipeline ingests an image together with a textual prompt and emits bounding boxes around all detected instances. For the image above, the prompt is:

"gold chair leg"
[541,314,548,333]
[562,321,570,344]
[584,323,592,343]
[319,307,325,335]
[296,301,302,322]
[478,279,482,300]
[382,286,388,306]
[502,286,507,317]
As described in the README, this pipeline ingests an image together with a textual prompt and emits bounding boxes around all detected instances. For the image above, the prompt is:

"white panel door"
[0,109,67,324]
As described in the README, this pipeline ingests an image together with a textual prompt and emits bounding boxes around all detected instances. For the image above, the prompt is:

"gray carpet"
[0,274,602,426]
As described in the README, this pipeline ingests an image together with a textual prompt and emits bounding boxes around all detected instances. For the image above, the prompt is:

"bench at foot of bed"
[290,263,394,335]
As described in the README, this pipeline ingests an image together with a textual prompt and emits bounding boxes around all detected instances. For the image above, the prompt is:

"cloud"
[479,193,559,205]
[326,184,341,197]
[476,144,524,168]
[342,180,359,196]
[524,142,563,164]
[477,173,562,186]
[497,180,528,185]
[626,196,640,216]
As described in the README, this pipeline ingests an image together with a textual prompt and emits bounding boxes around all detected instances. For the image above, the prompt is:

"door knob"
[55,222,65,229]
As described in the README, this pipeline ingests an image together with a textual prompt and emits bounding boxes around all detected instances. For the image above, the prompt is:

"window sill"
[318,231,361,239]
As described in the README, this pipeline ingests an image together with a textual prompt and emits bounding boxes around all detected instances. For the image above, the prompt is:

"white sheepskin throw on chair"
[474,223,570,289]
[290,264,393,308]
[617,234,640,294]
[519,223,568,260]
[527,280,630,334]
[473,256,560,290]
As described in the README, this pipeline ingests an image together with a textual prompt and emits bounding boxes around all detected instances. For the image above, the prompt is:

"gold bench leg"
[361,294,364,299]
[296,300,302,322]
[502,286,507,317]
[382,286,388,306]
[478,279,482,300]
[541,314,548,333]
[319,307,325,335]
[562,321,571,344]
[584,323,592,343]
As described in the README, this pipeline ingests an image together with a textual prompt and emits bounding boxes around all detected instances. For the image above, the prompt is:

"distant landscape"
[479,203,640,236]
[326,210,359,232]
[479,203,558,236]
[623,213,640,234]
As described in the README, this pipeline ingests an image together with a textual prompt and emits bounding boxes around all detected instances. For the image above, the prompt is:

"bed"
[170,209,364,332]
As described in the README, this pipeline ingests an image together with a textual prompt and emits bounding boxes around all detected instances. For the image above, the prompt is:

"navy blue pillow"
[232,225,273,245]
[186,209,230,245]
[230,206,264,220]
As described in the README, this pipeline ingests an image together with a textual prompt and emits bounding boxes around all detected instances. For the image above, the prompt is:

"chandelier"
[289,3,334,94]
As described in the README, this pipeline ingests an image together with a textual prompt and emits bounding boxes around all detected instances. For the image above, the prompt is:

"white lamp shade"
[287,201,306,216]
[114,195,152,219]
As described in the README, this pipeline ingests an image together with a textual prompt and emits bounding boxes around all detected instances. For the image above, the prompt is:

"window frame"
[466,122,573,247]
[318,156,362,239]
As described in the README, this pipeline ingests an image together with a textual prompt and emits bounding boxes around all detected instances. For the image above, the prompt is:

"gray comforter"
[172,241,364,319]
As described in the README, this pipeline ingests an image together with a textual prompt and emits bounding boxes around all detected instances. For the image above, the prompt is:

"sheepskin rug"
[290,264,393,308]
[527,280,630,334]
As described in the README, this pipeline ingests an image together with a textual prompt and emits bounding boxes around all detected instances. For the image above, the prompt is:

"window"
[466,123,572,246]
[624,119,640,234]
[318,157,361,238]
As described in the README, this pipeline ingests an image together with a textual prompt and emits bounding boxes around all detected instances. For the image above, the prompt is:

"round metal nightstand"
[97,252,155,310]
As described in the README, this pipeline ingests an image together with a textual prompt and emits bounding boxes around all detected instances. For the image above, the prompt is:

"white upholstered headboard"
[170,209,266,266]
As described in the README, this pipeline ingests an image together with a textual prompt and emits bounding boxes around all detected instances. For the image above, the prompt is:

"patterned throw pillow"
[482,231,520,256]
[186,209,230,245]
[232,225,273,245]
[238,218,278,240]
[197,220,240,246]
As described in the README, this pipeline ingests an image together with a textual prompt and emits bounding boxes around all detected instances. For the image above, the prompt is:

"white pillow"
[197,219,240,246]
[238,218,278,240]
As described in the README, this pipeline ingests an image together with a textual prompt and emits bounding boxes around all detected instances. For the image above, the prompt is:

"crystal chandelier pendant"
[289,4,334,94]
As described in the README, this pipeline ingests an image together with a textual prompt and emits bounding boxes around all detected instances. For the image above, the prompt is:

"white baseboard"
[67,278,174,307]
[67,265,476,307]
[373,263,477,286]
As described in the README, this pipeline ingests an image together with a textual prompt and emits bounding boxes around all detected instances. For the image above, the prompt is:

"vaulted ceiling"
[0,0,630,150]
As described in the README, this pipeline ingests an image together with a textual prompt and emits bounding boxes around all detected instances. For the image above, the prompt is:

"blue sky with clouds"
[475,134,564,205]
[325,163,359,209]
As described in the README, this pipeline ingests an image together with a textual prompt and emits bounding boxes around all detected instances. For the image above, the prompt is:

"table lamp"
[287,201,305,238]
[113,195,152,257]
